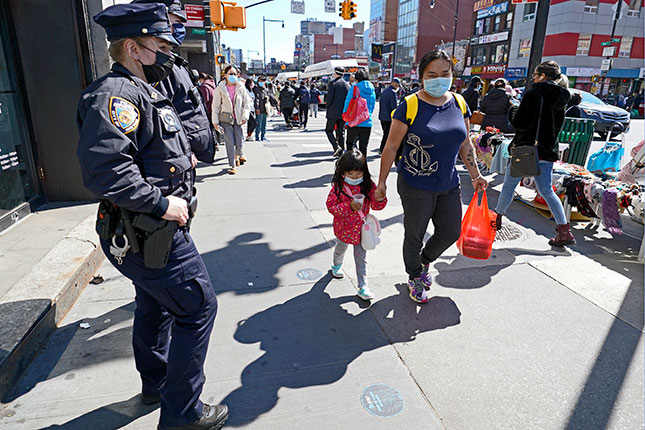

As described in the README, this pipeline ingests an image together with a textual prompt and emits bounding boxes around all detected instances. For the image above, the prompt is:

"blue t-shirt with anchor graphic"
[393,95,471,191]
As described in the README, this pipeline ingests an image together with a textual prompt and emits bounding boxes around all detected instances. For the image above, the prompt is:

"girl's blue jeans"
[495,160,567,225]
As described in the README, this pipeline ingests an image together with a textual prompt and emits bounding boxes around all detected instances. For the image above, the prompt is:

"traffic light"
[339,0,349,20]
[347,1,357,19]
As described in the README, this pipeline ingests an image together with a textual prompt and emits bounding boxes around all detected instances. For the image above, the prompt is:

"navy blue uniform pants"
[101,231,217,427]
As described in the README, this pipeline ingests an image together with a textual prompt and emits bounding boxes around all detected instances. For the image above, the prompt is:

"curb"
[0,215,104,399]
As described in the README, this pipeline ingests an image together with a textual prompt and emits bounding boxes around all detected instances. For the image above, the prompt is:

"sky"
[220,0,371,65]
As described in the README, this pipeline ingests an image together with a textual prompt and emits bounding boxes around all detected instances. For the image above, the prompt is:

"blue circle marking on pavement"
[360,384,405,418]
[296,268,322,280]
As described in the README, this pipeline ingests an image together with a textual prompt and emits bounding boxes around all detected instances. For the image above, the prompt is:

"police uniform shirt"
[77,63,193,216]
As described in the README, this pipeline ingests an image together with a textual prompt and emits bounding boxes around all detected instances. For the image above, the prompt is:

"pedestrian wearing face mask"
[376,50,487,304]
[77,4,228,429]
[132,0,215,169]
[326,149,387,301]
[212,65,252,174]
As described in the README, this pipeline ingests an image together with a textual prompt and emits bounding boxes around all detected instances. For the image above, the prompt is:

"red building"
[312,28,358,63]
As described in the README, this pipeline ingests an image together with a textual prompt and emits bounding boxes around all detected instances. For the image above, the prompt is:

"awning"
[606,68,641,78]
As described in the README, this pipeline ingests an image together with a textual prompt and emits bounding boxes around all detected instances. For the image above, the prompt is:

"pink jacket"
[326,181,387,245]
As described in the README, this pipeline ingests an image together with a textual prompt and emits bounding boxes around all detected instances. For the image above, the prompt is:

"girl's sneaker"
[331,264,344,279]
[407,278,430,304]
[420,264,433,289]
[357,286,374,301]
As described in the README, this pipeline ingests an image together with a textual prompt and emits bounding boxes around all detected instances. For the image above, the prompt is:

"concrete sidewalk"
[1,114,643,429]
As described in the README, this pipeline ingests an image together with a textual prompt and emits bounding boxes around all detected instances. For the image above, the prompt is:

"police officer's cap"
[131,0,187,22]
[94,3,178,45]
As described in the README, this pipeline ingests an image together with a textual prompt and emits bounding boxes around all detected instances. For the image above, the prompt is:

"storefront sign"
[602,46,616,57]
[371,43,383,63]
[518,39,531,58]
[470,66,483,74]
[640,68,645,79]
[473,0,495,12]
[192,28,206,35]
[185,4,204,28]
[476,31,509,45]
[484,65,506,74]
[477,2,509,19]
[564,67,601,77]
[505,67,526,79]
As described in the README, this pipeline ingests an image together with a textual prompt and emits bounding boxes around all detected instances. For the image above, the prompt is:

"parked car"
[571,89,631,139]
[515,87,631,139]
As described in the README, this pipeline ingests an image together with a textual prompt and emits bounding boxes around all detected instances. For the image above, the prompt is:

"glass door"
[0,4,37,220]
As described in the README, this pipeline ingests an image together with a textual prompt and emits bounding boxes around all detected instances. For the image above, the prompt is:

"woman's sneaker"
[420,264,433,289]
[408,278,430,304]
[331,264,344,279]
[357,286,374,301]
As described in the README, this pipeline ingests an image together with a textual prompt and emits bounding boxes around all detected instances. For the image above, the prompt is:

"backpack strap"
[391,93,419,125]
[452,92,468,116]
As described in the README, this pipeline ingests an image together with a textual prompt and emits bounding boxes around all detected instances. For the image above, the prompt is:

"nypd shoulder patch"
[109,97,140,134]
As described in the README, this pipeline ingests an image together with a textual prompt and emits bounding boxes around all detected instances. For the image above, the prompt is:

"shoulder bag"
[509,95,543,177]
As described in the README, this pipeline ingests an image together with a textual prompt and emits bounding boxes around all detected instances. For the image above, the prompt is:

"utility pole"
[526,1,551,89]
[451,0,460,63]
[203,0,217,79]
[599,0,623,97]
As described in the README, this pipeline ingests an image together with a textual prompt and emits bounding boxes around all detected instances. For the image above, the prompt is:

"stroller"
[586,122,626,174]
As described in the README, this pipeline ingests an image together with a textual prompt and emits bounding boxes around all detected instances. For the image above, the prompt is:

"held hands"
[190,153,198,168]
[375,183,387,202]
[162,195,189,226]
[241,119,247,125]
[350,201,362,212]
[471,176,488,192]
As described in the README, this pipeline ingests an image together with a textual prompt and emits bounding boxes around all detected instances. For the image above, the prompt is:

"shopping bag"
[361,213,381,250]
[586,143,624,173]
[456,191,495,260]
[342,86,359,123]
[343,86,370,127]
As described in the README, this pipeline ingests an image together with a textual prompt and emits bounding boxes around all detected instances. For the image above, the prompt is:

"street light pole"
[263,17,285,74]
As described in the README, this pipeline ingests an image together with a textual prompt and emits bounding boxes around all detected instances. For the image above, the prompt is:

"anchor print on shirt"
[402,133,439,177]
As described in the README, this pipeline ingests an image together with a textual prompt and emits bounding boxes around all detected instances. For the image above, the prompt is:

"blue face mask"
[172,23,186,45]
[424,77,452,98]
[344,176,363,186]
[258,82,265,87]
[227,75,238,84]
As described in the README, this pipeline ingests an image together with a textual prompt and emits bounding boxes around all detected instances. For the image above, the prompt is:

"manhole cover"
[296,268,322,280]
[360,384,405,418]
[495,224,527,242]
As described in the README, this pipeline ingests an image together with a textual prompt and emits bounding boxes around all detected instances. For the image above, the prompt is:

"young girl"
[326,149,387,300]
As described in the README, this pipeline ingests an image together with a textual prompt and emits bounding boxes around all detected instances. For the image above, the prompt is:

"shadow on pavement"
[285,173,332,189]
[38,395,157,430]
[220,275,460,426]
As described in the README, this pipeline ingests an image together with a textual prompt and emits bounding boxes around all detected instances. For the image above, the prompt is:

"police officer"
[77,4,227,429]
[133,0,215,169]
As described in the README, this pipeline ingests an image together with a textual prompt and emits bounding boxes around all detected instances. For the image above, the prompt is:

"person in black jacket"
[462,76,482,113]
[480,78,514,133]
[279,83,296,128]
[295,81,311,129]
[325,67,351,157]
[494,60,575,247]
[565,92,582,118]
[253,75,269,141]
[378,78,399,153]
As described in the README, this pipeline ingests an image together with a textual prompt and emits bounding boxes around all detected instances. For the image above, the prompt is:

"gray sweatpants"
[397,175,462,279]
[221,123,244,168]
[333,240,367,289]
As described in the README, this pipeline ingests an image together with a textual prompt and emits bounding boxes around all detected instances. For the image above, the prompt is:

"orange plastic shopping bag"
[456,190,495,260]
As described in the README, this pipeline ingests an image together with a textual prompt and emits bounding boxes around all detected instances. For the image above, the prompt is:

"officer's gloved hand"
[163,195,189,226]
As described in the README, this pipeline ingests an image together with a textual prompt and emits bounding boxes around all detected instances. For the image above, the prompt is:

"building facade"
[312,27,363,63]
[463,0,516,88]
[507,0,644,96]
[395,0,475,77]
[369,0,399,45]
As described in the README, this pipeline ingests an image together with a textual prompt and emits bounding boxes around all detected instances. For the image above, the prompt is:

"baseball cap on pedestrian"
[392,78,400,84]
[131,0,187,22]
[94,3,178,46]
[334,66,345,74]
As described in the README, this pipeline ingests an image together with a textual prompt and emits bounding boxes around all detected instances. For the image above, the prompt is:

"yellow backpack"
[391,91,468,124]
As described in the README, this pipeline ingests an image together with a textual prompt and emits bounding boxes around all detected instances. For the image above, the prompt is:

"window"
[483,17,491,34]
[473,46,487,65]
[493,15,502,32]
[627,0,642,17]
[475,19,484,35]
[506,11,513,29]
[518,39,531,58]
[523,3,536,21]
[494,44,509,63]
[619,36,633,57]
[584,0,599,14]
[576,34,592,56]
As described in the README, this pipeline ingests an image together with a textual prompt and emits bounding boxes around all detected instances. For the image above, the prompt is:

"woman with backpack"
[375,50,487,304]
[342,69,376,156]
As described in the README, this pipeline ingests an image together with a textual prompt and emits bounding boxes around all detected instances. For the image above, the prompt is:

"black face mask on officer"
[136,42,175,83]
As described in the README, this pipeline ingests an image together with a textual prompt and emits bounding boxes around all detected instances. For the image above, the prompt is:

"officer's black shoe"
[141,392,161,406]
[157,404,229,430]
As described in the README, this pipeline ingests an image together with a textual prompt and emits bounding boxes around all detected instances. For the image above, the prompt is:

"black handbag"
[509,96,543,177]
